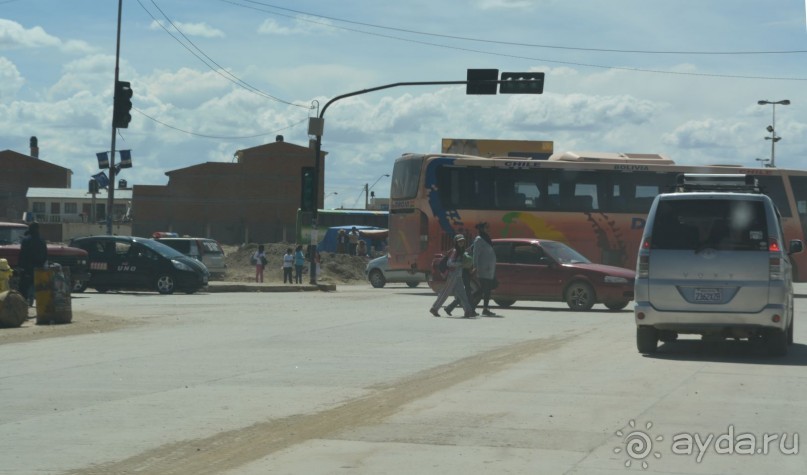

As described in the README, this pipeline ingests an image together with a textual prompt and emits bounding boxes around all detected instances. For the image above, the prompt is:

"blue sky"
[1,0,806,209]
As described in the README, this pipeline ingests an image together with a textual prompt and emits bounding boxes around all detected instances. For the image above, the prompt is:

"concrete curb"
[205,283,336,293]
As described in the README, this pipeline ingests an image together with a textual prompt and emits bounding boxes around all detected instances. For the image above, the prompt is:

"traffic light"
[88,179,99,194]
[499,72,545,94]
[113,80,133,128]
[300,167,316,212]
[466,68,498,95]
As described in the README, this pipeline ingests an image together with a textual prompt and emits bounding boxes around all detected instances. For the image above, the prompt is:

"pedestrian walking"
[293,245,306,283]
[282,248,294,283]
[253,244,267,283]
[430,234,477,318]
[473,222,498,316]
[443,244,476,316]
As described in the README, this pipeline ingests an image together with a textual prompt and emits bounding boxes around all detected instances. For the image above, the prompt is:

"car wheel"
[637,326,658,354]
[766,329,788,356]
[406,281,419,288]
[565,281,595,311]
[369,269,386,288]
[605,300,629,311]
[94,285,108,293]
[156,275,176,294]
[72,280,88,293]
[493,299,516,308]
[787,318,794,345]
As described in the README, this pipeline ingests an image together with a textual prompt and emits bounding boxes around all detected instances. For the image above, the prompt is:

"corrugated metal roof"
[26,187,133,200]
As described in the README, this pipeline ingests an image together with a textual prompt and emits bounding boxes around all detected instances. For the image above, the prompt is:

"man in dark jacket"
[19,222,48,305]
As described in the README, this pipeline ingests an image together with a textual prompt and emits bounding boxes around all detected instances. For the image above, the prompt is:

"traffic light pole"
[106,0,123,236]
[307,73,543,285]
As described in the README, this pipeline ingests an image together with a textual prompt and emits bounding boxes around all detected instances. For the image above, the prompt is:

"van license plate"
[694,288,721,302]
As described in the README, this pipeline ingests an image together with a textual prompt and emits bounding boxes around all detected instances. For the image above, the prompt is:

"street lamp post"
[755,158,770,168]
[365,174,390,209]
[757,99,790,168]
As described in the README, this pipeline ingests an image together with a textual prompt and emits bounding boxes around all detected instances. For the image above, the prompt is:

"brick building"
[132,136,325,244]
[0,137,72,224]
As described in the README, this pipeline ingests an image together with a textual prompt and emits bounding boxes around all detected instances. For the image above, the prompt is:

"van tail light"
[638,255,649,278]
[642,238,650,249]
[769,256,782,280]
[769,239,781,252]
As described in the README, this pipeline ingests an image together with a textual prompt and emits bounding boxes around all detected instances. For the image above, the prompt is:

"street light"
[755,157,770,168]
[758,99,790,168]
[365,174,390,209]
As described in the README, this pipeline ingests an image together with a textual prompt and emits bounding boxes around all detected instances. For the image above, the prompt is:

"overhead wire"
[230,0,807,55]
[220,0,807,81]
[137,0,310,109]
[133,107,308,139]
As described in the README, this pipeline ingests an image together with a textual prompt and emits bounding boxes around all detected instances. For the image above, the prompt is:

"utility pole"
[106,0,123,235]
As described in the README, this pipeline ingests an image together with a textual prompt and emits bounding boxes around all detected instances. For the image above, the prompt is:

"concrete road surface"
[2,284,807,474]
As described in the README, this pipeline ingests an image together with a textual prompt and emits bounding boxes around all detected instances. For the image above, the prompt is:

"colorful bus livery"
[387,152,807,282]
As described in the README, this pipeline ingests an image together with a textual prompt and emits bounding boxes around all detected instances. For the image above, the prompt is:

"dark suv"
[69,235,209,294]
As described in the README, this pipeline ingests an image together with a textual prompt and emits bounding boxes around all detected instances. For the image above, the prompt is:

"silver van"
[634,174,803,356]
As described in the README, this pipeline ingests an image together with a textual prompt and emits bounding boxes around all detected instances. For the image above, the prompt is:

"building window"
[32,202,45,214]
[51,202,61,215]
[65,202,78,214]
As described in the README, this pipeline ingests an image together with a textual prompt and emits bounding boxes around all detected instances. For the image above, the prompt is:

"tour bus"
[387,151,807,281]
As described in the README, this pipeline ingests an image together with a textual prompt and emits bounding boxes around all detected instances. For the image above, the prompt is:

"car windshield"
[541,241,591,264]
[0,226,27,245]
[137,238,186,259]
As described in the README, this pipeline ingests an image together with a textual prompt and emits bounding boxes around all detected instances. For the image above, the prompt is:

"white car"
[366,254,426,288]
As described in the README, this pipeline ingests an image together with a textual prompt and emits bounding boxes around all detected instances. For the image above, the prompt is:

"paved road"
[2,284,807,474]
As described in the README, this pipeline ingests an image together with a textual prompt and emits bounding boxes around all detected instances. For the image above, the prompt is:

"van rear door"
[646,196,771,312]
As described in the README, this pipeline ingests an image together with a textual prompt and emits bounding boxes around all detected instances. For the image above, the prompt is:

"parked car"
[69,235,209,294]
[366,254,426,288]
[153,236,226,278]
[428,238,635,311]
[0,221,89,292]
[634,174,804,356]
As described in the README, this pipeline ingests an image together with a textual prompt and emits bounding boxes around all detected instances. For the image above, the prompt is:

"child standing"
[253,244,266,283]
[282,248,294,283]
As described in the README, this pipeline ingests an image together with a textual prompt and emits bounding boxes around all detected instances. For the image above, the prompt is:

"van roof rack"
[675,174,760,193]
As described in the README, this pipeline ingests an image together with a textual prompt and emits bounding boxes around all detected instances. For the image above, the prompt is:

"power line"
[137,0,310,109]
[228,0,807,56]
[133,107,308,139]
[219,0,807,81]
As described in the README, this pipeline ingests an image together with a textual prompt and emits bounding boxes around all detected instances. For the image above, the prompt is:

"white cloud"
[475,0,535,9]
[0,56,24,98]
[257,16,336,36]
[149,20,225,39]
[0,19,93,53]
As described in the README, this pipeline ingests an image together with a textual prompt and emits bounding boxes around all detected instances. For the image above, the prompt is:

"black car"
[69,235,209,294]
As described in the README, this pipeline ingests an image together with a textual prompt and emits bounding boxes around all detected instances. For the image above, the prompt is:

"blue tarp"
[316,225,385,254]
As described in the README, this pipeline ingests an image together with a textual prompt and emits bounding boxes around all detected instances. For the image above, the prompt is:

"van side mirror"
[789,240,803,255]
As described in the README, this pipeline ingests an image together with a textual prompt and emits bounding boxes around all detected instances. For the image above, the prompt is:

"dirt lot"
[0,243,373,345]
[221,243,370,283]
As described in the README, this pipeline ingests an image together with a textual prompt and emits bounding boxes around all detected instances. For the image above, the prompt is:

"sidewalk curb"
[206,283,336,293]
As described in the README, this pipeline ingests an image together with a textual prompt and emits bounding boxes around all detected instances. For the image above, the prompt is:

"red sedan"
[428,238,635,311]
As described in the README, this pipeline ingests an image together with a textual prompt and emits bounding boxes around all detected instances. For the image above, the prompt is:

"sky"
[1,0,806,209]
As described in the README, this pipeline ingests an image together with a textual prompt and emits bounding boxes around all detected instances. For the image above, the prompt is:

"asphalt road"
[2,283,807,474]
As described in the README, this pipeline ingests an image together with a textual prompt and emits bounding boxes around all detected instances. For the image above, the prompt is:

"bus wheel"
[368,270,386,288]
[566,281,595,311]
[156,275,176,294]
[493,299,515,308]
[405,281,419,288]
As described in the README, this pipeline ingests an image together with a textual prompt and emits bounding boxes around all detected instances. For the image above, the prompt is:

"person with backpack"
[429,234,477,318]
[19,222,47,306]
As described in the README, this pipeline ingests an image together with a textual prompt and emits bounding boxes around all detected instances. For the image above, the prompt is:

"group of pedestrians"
[336,227,365,256]
[429,222,498,319]
[252,244,310,284]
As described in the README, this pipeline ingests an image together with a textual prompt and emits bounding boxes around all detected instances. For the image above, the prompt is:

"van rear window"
[650,199,768,251]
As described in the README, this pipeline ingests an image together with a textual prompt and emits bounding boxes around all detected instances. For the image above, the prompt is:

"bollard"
[34,264,72,325]
[0,258,12,293]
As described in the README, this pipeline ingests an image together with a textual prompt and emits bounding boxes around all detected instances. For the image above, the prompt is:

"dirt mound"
[222,243,370,284]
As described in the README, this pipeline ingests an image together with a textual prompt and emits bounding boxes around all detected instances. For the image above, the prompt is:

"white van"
[154,237,227,278]
[634,174,803,356]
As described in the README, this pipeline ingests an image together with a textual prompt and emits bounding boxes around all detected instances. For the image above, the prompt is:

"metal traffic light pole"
[106,0,123,236]
[306,71,543,284]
